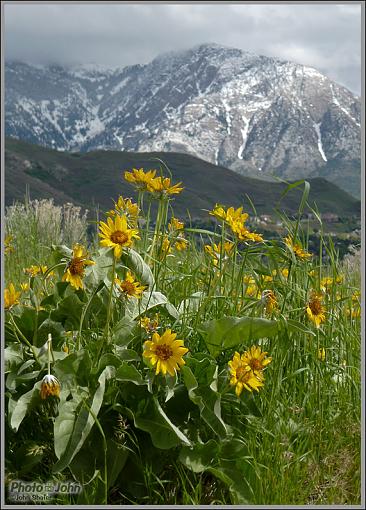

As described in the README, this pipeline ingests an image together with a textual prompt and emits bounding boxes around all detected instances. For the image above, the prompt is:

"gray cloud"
[4,3,362,94]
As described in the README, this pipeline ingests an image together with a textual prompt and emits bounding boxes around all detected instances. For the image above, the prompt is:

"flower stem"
[104,254,116,342]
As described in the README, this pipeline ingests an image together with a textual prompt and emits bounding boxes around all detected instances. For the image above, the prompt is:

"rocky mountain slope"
[5,44,361,196]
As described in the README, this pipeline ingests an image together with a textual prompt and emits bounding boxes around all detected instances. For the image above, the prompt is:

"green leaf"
[53,349,91,389]
[128,395,191,449]
[200,316,279,357]
[114,347,140,362]
[52,365,115,473]
[115,362,145,385]
[4,344,24,372]
[112,316,135,346]
[51,244,73,259]
[106,439,129,488]
[50,294,84,330]
[36,319,65,347]
[54,398,83,460]
[10,381,41,432]
[125,291,173,320]
[121,248,155,288]
[83,248,113,287]
[179,438,256,504]
[179,439,219,472]
[182,356,227,438]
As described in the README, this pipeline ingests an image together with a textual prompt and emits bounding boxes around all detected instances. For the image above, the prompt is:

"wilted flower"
[40,374,60,399]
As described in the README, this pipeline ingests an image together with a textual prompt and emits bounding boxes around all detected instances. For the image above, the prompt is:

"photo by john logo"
[8,480,82,501]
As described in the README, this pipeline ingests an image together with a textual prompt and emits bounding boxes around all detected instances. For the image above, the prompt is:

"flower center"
[155,344,173,361]
[309,298,323,315]
[249,359,263,371]
[120,281,136,295]
[111,230,129,245]
[236,365,251,382]
[68,258,85,276]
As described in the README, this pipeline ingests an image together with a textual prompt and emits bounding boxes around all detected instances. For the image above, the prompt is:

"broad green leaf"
[93,354,122,375]
[4,344,24,372]
[51,244,73,259]
[112,316,135,346]
[121,248,154,288]
[115,362,145,385]
[114,347,140,362]
[106,439,129,488]
[54,398,83,459]
[50,294,84,330]
[182,357,227,438]
[10,381,41,432]
[54,349,91,389]
[83,248,114,287]
[179,439,219,472]
[52,365,115,473]
[180,437,255,504]
[200,316,279,357]
[128,396,191,449]
[36,318,65,347]
[125,291,171,320]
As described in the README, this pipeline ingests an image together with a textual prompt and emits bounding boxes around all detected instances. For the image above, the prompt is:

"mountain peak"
[5,44,360,198]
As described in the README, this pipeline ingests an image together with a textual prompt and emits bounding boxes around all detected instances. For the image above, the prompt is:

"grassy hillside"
[5,137,360,220]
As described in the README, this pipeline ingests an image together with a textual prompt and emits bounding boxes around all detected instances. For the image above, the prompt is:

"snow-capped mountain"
[5,43,361,194]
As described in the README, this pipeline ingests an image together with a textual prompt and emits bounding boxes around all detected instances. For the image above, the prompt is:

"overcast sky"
[4,3,362,94]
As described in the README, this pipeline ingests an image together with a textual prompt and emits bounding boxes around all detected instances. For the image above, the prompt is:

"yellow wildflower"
[115,271,146,298]
[24,265,53,278]
[5,235,15,255]
[124,168,157,191]
[318,348,326,362]
[168,218,184,231]
[139,314,159,333]
[4,283,21,309]
[143,329,189,376]
[174,238,189,251]
[284,236,312,261]
[306,291,326,328]
[108,196,139,224]
[228,347,271,397]
[62,244,95,290]
[147,176,183,196]
[261,289,278,314]
[99,215,140,258]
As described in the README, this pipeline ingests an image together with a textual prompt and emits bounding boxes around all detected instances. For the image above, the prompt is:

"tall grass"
[5,198,89,284]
